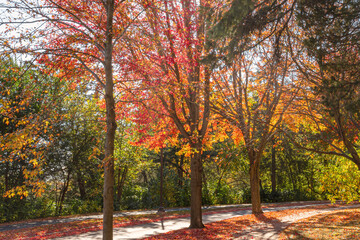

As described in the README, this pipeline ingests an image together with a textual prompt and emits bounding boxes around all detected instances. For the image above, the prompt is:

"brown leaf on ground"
[279,209,360,240]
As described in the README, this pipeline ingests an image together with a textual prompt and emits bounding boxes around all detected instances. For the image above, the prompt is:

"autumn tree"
[0,57,62,198]
[209,0,297,213]
[124,0,219,228]
[0,56,70,221]
[0,0,149,238]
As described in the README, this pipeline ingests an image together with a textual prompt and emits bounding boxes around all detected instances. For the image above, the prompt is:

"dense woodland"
[0,0,359,239]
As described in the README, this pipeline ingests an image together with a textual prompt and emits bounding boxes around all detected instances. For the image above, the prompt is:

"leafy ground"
[143,204,358,240]
[0,206,254,240]
[279,209,360,240]
[0,203,357,240]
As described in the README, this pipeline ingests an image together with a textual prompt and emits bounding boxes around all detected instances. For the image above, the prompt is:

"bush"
[66,199,101,215]
[0,196,53,223]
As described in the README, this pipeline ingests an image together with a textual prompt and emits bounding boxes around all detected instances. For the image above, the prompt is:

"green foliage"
[0,195,53,223]
[296,0,360,176]
[319,157,360,203]
[208,0,289,59]
[209,0,254,40]
[0,57,73,200]
[64,199,102,215]
[213,181,234,204]
[297,0,360,113]
[163,169,191,207]
[121,185,151,210]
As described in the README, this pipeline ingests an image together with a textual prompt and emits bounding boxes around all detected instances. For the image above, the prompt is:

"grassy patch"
[279,209,360,240]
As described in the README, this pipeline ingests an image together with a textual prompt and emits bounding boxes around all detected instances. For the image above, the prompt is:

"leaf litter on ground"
[279,208,360,240]
[0,202,357,240]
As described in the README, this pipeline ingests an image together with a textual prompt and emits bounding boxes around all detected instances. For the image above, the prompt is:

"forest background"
[0,0,359,237]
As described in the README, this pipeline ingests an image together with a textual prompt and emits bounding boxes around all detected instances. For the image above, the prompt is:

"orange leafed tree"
[0,58,57,199]
[210,2,299,213]
[123,0,221,228]
[1,0,148,238]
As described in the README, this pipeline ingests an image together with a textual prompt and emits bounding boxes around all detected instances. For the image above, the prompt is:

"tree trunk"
[142,170,148,184]
[189,143,204,228]
[271,142,276,193]
[334,111,360,170]
[58,170,71,215]
[285,156,297,191]
[103,87,116,240]
[159,148,164,210]
[4,162,10,207]
[5,162,9,192]
[77,171,86,200]
[103,1,116,238]
[116,166,127,205]
[178,154,184,187]
[249,153,262,214]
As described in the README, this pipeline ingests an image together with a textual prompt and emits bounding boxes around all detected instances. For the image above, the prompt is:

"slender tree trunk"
[103,78,116,239]
[103,1,116,239]
[285,157,297,191]
[103,85,116,240]
[77,171,86,200]
[158,148,165,211]
[116,167,121,204]
[116,166,127,205]
[189,143,204,228]
[142,171,148,184]
[58,170,71,215]
[4,162,10,207]
[271,142,276,194]
[5,162,9,193]
[178,154,184,187]
[202,169,208,201]
[334,111,360,170]
[249,152,262,214]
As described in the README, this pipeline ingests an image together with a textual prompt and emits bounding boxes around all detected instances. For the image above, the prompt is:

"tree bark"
[142,171,148,184]
[58,169,71,215]
[249,152,263,214]
[189,143,204,228]
[116,166,127,205]
[271,142,276,193]
[103,1,116,239]
[77,170,86,200]
[5,162,9,192]
[159,148,164,210]
[285,155,297,191]
[334,110,360,170]
[103,81,116,240]
[178,154,184,187]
